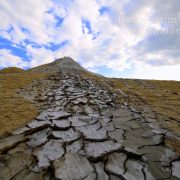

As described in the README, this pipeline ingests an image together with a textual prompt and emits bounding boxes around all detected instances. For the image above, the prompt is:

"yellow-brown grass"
[82,72,180,153]
[0,67,25,74]
[0,71,46,136]
[108,79,180,153]
[109,79,180,128]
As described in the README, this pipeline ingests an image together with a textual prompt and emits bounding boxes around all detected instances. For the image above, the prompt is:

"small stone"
[124,146,141,156]
[112,108,132,118]
[36,111,49,120]
[33,140,65,168]
[146,117,157,123]
[12,127,30,135]
[27,120,50,130]
[66,87,75,92]
[76,123,107,141]
[95,163,109,180]
[37,96,48,102]
[69,115,97,127]
[172,161,180,179]
[84,106,93,114]
[48,110,71,120]
[53,152,94,180]
[108,129,124,142]
[152,134,163,144]
[106,153,127,176]
[52,128,80,142]
[0,134,26,153]
[55,96,64,100]
[27,128,49,148]
[152,128,167,135]
[66,139,83,153]
[99,117,111,127]
[112,118,130,130]
[72,105,83,113]
[88,113,100,119]
[142,131,155,138]
[123,160,144,180]
[89,99,96,105]
[52,120,70,130]
[149,123,161,130]
[73,97,88,105]
[85,140,122,159]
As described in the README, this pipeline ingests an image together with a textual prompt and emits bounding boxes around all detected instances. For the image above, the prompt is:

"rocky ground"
[0,70,179,180]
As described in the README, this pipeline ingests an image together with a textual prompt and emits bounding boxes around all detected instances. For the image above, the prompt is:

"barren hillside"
[0,57,179,180]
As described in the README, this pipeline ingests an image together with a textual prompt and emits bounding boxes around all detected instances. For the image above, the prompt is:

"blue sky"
[0,0,180,80]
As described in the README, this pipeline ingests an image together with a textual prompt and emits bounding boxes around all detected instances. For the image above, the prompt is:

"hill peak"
[53,57,83,69]
[54,56,76,63]
[29,57,86,73]
[0,67,25,74]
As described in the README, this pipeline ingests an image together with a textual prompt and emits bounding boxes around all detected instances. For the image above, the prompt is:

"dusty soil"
[0,71,47,136]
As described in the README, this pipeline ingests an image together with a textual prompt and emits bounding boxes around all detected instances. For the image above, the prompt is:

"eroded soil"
[0,72,179,180]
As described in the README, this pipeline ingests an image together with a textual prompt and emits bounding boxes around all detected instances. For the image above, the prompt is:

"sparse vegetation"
[107,78,180,153]
[0,70,47,136]
[0,67,25,74]
[82,72,180,153]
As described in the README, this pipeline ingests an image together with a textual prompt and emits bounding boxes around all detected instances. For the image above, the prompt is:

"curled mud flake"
[53,152,95,180]
[85,140,122,160]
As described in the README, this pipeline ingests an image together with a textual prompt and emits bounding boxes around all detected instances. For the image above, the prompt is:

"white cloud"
[0,0,179,80]
[129,61,180,81]
[26,45,55,67]
[0,0,55,44]
[0,49,29,68]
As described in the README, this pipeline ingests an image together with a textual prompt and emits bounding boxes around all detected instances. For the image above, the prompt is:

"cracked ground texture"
[0,58,180,180]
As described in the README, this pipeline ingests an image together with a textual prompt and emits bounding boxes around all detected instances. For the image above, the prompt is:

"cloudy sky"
[0,0,180,80]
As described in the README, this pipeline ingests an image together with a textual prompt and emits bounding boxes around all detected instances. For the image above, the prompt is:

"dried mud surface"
[0,70,179,180]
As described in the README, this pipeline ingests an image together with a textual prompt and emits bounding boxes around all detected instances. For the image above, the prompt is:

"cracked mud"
[0,73,179,180]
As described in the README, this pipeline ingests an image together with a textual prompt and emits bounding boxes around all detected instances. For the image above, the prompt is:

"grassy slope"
[109,79,180,153]
[0,67,25,74]
[0,70,46,136]
[109,79,180,128]
[82,72,180,153]
[110,79,180,153]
